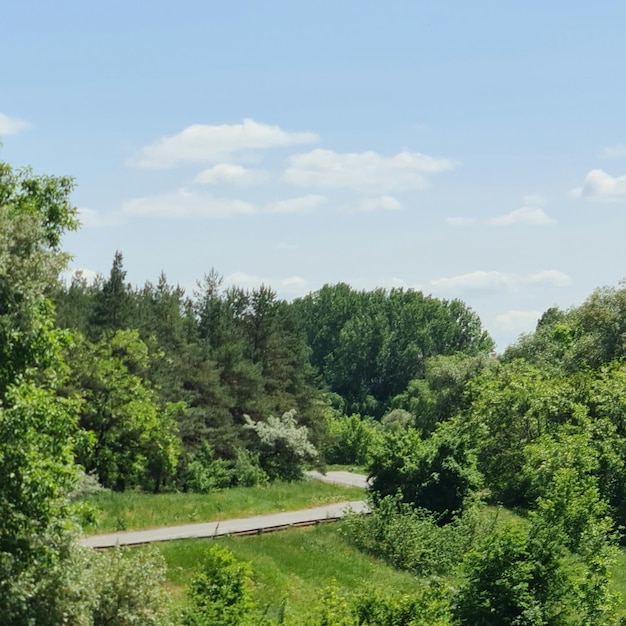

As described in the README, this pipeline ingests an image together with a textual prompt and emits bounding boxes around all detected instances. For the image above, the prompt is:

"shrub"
[324,413,378,465]
[368,423,482,522]
[183,545,254,626]
[341,495,478,577]
[245,409,318,481]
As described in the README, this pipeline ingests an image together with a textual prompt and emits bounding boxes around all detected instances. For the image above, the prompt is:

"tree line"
[4,158,626,623]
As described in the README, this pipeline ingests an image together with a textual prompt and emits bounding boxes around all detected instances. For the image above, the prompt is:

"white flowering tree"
[244,409,318,481]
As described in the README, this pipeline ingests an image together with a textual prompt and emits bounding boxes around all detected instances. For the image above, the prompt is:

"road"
[80,471,370,549]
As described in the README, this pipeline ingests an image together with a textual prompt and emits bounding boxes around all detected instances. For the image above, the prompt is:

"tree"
[368,423,482,522]
[0,161,82,623]
[65,330,182,491]
[89,250,132,335]
[292,284,493,416]
[244,409,318,481]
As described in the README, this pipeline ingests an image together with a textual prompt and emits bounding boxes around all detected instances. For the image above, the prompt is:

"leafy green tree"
[89,547,174,626]
[465,360,587,506]
[391,353,492,434]
[0,161,82,624]
[368,423,482,522]
[292,284,493,415]
[65,329,182,491]
[324,413,379,465]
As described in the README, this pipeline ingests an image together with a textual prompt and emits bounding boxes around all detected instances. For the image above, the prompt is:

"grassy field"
[159,522,421,620]
[83,479,365,534]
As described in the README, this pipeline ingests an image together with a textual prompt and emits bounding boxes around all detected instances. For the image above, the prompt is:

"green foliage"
[455,520,557,625]
[183,545,254,626]
[324,413,379,465]
[89,547,174,626]
[292,283,493,415]
[178,442,234,493]
[465,360,587,506]
[245,409,318,481]
[232,449,269,487]
[307,581,358,626]
[65,329,182,491]
[341,495,479,577]
[368,423,482,521]
[89,250,133,336]
[0,161,81,624]
[390,353,492,434]
[353,585,453,626]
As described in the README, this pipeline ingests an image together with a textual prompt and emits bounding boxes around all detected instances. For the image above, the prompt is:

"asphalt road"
[79,471,370,549]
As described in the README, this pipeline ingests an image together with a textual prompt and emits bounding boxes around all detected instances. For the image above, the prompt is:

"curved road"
[80,471,369,549]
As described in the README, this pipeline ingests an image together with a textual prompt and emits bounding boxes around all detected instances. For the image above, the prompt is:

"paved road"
[80,471,370,549]
[79,500,369,548]
[304,470,370,489]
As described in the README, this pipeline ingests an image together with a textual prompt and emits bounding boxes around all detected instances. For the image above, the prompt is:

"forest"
[4,161,626,624]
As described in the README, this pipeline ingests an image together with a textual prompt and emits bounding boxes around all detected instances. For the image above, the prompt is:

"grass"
[611,548,626,616]
[158,522,421,619]
[83,478,365,534]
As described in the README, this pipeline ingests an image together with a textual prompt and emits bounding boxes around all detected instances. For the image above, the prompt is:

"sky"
[2,0,626,350]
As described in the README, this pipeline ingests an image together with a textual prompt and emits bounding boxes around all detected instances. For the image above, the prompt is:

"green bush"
[90,547,174,626]
[177,442,233,493]
[324,413,379,465]
[341,495,478,577]
[232,449,269,487]
[368,423,482,522]
[183,545,254,626]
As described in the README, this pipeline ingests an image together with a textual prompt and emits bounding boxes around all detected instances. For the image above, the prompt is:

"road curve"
[79,500,369,548]
[304,470,370,489]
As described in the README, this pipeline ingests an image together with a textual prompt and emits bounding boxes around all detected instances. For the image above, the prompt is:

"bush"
[368,423,482,522]
[324,413,379,465]
[245,410,318,481]
[341,495,478,577]
[90,546,174,626]
[232,449,269,487]
[177,442,233,493]
[183,545,254,626]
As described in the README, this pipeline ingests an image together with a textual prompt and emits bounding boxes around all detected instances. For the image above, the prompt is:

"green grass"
[158,522,421,619]
[84,479,365,534]
[611,548,626,616]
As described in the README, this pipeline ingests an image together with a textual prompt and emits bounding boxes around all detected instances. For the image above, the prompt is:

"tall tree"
[89,250,132,335]
[0,161,82,623]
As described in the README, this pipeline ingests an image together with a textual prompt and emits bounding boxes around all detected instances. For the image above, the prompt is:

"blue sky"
[2,0,625,349]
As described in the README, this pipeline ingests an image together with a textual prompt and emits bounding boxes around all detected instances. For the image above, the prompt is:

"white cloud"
[283,148,455,193]
[570,169,626,201]
[494,309,542,332]
[133,119,319,168]
[225,271,309,297]
[122,189,257,219]
[522,193,547,206]
[526,270,572,286]
[446,216,476,227]
[194,163,267,186]
[430,269,572,292]
[356,195,402,212]
[601,145,626,158]
[77,207,122,228]
[488,207,555,226]
[121,190,330,219]
[266,194,327,214]
[0,112,30,136]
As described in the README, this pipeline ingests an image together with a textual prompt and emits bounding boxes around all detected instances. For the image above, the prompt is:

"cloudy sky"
[2,1,625,349]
